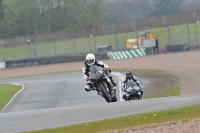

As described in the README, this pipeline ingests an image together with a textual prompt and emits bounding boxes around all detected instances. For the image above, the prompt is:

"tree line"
[0,0,200,39]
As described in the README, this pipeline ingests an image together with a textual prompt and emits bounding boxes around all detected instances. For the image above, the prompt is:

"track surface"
[0,94,200,133]
[0,51,200,133]
[0,73,122,113]
[0,51,200,95]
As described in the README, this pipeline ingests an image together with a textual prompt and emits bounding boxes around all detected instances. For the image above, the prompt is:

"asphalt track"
[0,72,121,113]
[0,72,200,133]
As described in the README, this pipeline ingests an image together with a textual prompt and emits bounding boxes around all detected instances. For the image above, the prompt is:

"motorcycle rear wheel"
[128,94,139,100]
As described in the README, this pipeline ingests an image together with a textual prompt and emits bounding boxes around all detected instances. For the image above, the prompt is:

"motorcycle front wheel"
[99,83,111,103]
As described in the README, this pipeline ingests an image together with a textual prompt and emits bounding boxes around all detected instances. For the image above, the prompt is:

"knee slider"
[85,85,90,91]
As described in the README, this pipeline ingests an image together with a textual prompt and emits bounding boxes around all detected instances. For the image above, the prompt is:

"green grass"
[1,23,200,61]
[113,68,181,98]
[153,71,180,97]
[22,104,200,133]
[0,84,22,111]
[113,68,163,73]
[148,72,181,98]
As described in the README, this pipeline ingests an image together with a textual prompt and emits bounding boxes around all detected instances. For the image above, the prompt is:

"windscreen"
[89,65,100,74]
[126,81,137,89]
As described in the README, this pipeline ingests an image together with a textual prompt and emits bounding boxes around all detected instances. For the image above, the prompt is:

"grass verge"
[113,68,181,98]
[22,104,200,133]
[0,84,22,111]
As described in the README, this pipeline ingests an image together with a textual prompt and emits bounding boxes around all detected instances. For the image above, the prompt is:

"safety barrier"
[166,44,185,52]
[107,48,146,60]
[4,49,147,68]
[5,53,108,68]
[0,62,6,69]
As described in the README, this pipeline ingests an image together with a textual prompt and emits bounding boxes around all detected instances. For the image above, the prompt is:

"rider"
[82,53,117,94]
[122,70,143,100]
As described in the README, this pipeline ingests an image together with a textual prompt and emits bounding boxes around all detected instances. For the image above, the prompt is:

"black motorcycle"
[123,81,142,100]
[89,65,117,103]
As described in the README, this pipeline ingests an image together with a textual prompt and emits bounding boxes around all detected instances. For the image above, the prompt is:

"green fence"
[1,23,200,61]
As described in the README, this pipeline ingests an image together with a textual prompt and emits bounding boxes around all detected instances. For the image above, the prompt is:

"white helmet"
[86,53,95,66]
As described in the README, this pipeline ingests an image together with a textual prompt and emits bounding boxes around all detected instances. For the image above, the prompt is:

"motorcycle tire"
[128,94,139,100]
[99,83,111,103]
[111,97,117,102]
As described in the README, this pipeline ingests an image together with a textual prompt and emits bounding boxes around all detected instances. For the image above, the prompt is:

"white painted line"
[118,76,123,102]
[136,49,143,56]
[117,52,124,59]
[114,52,121,59]
[10,83,21,86]
[111,52,117,60]
[112,72,124,102]
[121,51,128,58]
[125,51,132,58]
[1,83,25,113]
[140,48,146,55]
[107,52,111,59]
[130,50,138,57]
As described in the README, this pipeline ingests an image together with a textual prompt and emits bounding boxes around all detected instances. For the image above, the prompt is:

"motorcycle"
[122,81,142,101]
[89,65,117,103]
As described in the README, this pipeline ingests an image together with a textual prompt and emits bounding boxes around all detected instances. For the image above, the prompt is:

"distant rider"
[82,53,117,94]
[122,70,143,100]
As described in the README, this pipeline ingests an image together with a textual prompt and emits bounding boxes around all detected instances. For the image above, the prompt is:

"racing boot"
[123,94,127,101]
[109,77,117,86]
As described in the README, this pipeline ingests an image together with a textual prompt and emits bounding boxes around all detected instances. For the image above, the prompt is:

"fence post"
[115,32,118,51]
[74,38,76,54]
[27,39,31,58]
[53,40,56,56]
[195,23,198,44]
[89,35,92,52]
[94,35,96,52]
[167,26,171,45]
[135,30,139,48]
[186,24,190,44]
[4,43,7,61]
[32,39,36,58]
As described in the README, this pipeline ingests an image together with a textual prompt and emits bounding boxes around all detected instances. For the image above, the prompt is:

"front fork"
[104,81,115,98]
[96,77,115,98]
